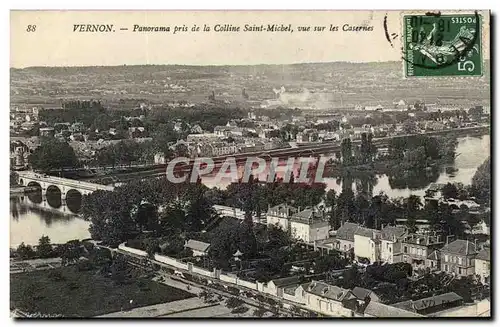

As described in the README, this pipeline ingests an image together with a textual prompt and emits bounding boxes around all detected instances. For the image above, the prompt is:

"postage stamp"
[403,12,483,77]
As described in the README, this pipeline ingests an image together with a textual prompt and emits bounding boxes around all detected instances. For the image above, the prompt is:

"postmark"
[402,12,482,77]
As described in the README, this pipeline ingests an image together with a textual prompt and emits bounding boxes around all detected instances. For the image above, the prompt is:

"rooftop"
[303,281,352,302]
[402,233,443,246]
[380,226,407,241]
[364,301,423,318]
[476,248,490,261]
[290,208,326,224]
[335,222,360,242]
[355,226,380,239]
[185,239,211,253]
[269,276,301,287]
[392,292,463,313]
[441,239,477,256]
[427,250,440,261]
[267,203,298,217]
[351,287,373,300]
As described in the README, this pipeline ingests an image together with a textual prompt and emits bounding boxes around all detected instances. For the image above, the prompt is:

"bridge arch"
[18,178,24,186]
[66,189,83,213]
[26,181,42,204]
[27,181,42,189]
[46,185,62,209]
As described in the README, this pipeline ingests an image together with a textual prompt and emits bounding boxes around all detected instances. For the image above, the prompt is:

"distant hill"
[10,61,490,109]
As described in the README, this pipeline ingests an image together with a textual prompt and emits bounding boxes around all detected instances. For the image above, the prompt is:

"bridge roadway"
[17,171,115,198]
[93,125,489,182]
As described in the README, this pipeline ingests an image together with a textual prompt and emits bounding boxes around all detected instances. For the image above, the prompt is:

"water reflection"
[10,192,90,247]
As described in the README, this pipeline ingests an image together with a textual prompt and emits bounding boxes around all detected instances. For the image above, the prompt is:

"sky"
[10,10,490,67]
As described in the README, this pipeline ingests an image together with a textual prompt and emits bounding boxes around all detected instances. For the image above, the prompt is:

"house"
[334,222,359,253]
[380,226,407,264]
[154,152,166,164]
[196,142,237,157]
[296,129,319,143]
[354,227,381,263]
[440,239,477,276]
[289,209,329,243]
[401,234,444,270]
[190,124,203,134]
[283,284,306,304]
[266,203,298,231]
[351,287,380,303]
[363,301,423,318]
[267,276,302,298]
[186,133,219,143]
[302,281,358,317]
[39,127,55,138]
[184,239,211,256]
[474,248,490,284]
[391,292,464,316]
[426,250,441,271]
[70,122,85,133]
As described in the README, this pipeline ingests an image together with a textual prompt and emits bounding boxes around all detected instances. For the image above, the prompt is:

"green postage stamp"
[403,13,483,77]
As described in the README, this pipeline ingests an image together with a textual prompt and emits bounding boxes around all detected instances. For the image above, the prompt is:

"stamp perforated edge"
[399,9,489,80]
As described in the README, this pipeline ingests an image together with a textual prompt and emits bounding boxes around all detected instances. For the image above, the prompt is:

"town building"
[474,248,490,284]
[39,127,55,138]
[333,222,359,253]
[301,281,358,317]
[401,234,444,270]
[363,301,423,318]
[426,250,441,271]
[391,292,464,316]
[354,227,381,262]
[184,239,211,257]
[289,209,329,244]
[266,203,298,231]
[351,287,380,303]
[440,239,477,277]
[380,226,408,264]
[267,276,302,298]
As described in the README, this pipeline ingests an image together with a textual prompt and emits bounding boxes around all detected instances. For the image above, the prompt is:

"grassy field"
[10,266,194,317]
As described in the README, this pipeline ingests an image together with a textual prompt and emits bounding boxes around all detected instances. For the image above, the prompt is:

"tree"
[16,242,35,260]
[341,138,353,165]
[10,171,18,186]
[325,189,339,229]
[404,195,421,233]
[468,106,483,121]
[110,256,130,285]
[159,201,186,235]
[314,252,347,273]
[28,138,79,174]
[60,240,82,265]
[225,296,244,309]
[470,157,490,205]
[145,239,159,259]
[133,201,159,233]
[402,119,418,134]
[441,183,459,199]
[337,188,355,224]
[37,235,52,258]
[252,306,268,318]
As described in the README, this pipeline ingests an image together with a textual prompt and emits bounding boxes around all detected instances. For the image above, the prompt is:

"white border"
[2,1,498,327]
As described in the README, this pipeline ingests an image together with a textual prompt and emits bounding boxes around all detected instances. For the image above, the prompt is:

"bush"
[68,281,80,290]
[48,270,66,282]
[227,286,240,296]
[77,260,94,271]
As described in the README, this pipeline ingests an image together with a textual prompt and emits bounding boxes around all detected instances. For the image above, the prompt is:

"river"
[9,135,490,247]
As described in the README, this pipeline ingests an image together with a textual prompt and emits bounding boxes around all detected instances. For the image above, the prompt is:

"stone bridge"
[17,171,115,200]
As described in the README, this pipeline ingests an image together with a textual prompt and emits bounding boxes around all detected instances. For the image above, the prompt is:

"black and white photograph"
[8,9,491,319]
